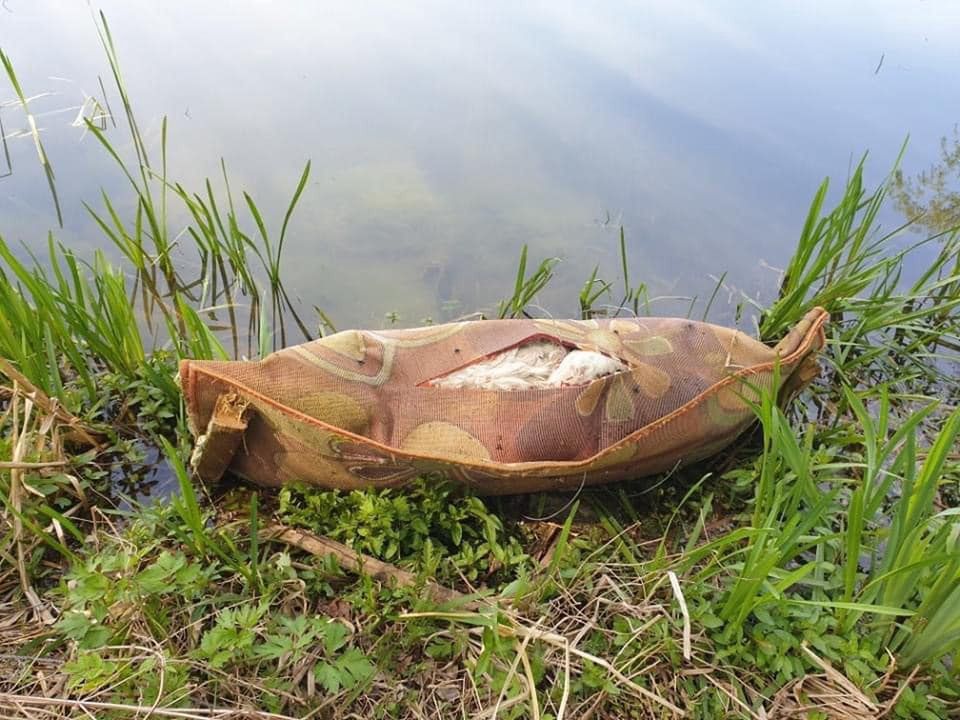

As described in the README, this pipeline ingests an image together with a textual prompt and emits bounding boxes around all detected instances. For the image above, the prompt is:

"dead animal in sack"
[180,307,827,494]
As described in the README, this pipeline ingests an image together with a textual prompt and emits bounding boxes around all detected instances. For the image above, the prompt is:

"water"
[2,1,959,332]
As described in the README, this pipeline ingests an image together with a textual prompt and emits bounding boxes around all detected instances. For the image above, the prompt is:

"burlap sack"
[180,307,827,494]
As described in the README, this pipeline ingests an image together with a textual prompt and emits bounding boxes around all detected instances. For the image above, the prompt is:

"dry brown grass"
[0,380,951,719]
[0,525,946,720]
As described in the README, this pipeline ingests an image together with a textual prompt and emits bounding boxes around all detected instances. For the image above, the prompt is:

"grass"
[0,48,62,227]
[497,244,560,319]
[1,13,960,720]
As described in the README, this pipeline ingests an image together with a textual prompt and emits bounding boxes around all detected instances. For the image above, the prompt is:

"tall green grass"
[82,12,314,351]
[756,156,959,391]
[497,244,559,318]
[0,48,62,226]
[672,160,959,674]
[0,15,315,411]
[711,383,960,659]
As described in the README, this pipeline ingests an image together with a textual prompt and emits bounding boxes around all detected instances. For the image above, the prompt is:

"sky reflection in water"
[2,1,959,330]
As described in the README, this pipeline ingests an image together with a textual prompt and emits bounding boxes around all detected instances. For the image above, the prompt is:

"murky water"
[2,1,959,332]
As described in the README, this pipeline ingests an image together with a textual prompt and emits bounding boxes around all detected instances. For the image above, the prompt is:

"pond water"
[2,1,959,332]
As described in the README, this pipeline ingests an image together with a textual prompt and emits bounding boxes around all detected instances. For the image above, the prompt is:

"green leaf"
[314,660,342,694]
[57,610,96,642]
[785,599,915,617]
[335,648,375,687]
[135,551,186,594]
[323,621,349,655]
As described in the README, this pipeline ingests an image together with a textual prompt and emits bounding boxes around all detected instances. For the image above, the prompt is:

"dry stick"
[701,674,763,720]
[556,629,571,720]
[0,358,101,448]
[877,666,921,719]
[0,695,298,720]
[517,639,542,720]
[262,524,477,608]
[401,612,686,717]
[476,691,530,720]
[800,641,878,713]
[0,461,67,470]
[103,644,168,720]
[8,389,39,621]
[488,631,532,720]
[5,386,60,605]
[5,385,59,626]
[667,571,691,661]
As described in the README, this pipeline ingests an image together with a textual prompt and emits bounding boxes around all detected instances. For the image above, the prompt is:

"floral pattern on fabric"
[181,308,828,494]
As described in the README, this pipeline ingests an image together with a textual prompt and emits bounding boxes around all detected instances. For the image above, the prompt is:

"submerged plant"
[892,125,960,235]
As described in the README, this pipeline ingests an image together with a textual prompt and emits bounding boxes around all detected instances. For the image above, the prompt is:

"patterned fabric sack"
[180,307,827,495]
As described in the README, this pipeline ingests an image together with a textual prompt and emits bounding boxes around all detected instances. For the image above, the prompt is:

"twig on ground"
[0,359,102,448]
[262,523,478,608]
[801,641,879,713]
[399,611,686,717]
[667,571,691,661]
[0,693,299,719]
[878,666,921,718]
[0,460,68,470]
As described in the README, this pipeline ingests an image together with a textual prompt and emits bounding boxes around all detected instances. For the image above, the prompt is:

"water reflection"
[108,441,177,513]
[1,1,959,330]
[893,126,960,235]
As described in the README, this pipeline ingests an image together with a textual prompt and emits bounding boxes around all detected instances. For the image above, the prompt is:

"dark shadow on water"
[108,440,177,512]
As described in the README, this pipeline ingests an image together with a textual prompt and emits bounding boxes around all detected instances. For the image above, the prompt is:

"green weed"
[278,478,530,586]
[0,49,62,226]
[497,244,560,318]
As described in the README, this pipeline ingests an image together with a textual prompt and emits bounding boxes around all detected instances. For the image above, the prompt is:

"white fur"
[548,350,626,386]
[429,341,626,390]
